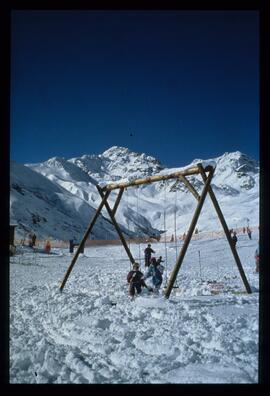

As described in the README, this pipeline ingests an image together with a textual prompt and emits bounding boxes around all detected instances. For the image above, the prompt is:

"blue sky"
[10,10,259,167]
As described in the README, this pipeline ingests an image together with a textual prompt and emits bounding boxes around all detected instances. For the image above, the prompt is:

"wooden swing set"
[59,162,252,298]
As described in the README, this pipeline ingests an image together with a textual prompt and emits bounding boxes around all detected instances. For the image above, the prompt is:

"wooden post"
[164,167,214,299]
[59,190,111,292]
[197,164,252,294]
[97,186,136,264]
[177,175,200,201]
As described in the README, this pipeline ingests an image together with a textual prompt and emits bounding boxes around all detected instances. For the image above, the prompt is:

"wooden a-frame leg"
[97,187,136,265]
[112,187,124,216]
[178,174,200,201]
[197,164,252,294]
[164,168,215,299]
[59,190,111,292]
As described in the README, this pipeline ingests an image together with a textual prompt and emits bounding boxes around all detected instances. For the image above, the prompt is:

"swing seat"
[207,281,224,294]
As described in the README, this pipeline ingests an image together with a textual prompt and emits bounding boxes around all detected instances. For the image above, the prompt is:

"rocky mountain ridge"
[10,147,259,240]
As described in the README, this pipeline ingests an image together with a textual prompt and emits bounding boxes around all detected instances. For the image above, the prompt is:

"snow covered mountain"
[10,161,134,241]
[10,147,259,241]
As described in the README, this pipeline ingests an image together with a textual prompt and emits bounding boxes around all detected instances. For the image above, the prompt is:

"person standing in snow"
[144,244,155,267]
[247,227,252,240]
[157,256,164,265]
[28,232,33,247]
[32,233,37,247]
[144,257,164,293]
[44,240,51,254]
[127,262,152,298]
[156,258,165,280]
[254,244,259,273]
[231,231,238,248]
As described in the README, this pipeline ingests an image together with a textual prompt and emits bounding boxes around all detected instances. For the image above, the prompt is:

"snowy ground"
[10,230,259,384]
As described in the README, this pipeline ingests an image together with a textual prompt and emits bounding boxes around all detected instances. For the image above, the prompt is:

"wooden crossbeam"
[100,164,209,192]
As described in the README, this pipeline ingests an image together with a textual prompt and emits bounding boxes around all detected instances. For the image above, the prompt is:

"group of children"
[127,244,165,298]
[27,232,51,253]
[127,237,260,298]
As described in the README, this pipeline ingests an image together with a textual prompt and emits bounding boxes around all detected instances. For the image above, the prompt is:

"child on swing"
[127,263,153,298]
[144,257,165,293]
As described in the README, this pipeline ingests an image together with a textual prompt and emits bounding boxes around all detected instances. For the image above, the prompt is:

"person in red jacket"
[44,240,51,254]
[127,263,152,297]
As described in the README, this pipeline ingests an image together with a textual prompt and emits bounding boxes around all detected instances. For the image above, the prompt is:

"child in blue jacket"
[144,257,164,292]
